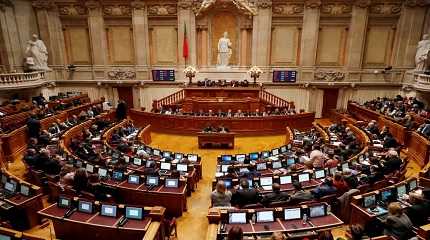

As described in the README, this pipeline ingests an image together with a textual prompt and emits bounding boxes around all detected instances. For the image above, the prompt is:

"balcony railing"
[0,71,45,84]
[414,72,430,91]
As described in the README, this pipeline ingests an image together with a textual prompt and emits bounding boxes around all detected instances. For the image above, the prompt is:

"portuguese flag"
[183,23,189,60]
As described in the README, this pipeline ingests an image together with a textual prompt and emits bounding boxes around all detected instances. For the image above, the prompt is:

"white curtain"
[265,87,310,111]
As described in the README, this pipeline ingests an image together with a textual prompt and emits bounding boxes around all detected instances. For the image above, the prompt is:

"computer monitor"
[165,178,179,188]
[235,154,246,163]
[256,211,274,223]
[85,164,94,173]
[112,171,124,181]
[341,162,349,171]
[221,165,230,173]
[221,155,232,162]
[131,158,141,166]
[280,175,292,185]
[380,189,393,202]
[98,168,108,178]
[256,162,267,171]
[1,174,7,184]
[4,182,16,193]
[177,164,188,172]
[228,212,247,224]
[309,205,326,218]
[125,207,143,220]
[363,194,376,208]
[0,234,12,240]
[175,153,184,160]
[260,177,273,186]
[20,184,30,196]
[272,161,282,169]
[146,160,155,168]
[146,176,159,186]
[144,146,152,153]
[78,200,93,214]
[124,156,130,163]
[408,179,417,191]
[271,148,280,156]
[284,208,301,220]
[163,151,172,158]
[58,196,71,208]
[153,149,161,156]
[286,157,295,166]
[396,184,406,199]
[249,153,259,161]
[160,162,171,170]
[128,175,140,185]
[298,173,310,183]
[261,151,270,159]
[314,169,326,179]
[329,167,337,176]
[280,145,287,153]
[224,179,233,189]
[101,204,117,218]
[187,154,198,162]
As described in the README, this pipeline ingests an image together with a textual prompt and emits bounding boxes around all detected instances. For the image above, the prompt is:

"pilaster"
[346,1,370,70]
[131,1,150,67]
[177,0,197,66]
[251,0,272,67]
[299,0,321,67]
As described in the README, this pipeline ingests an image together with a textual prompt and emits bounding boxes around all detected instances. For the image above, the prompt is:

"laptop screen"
[78,200,93,214]
[177,164,188,172]
[260,177,273,186]
[187,154,198,162]
[408,179,417,190]
[280,145,287,153]
[280,175,292,185]
[256,162,267,170]
[314,169,325,179]
[98,168,108,177]
[272,161,282,169]
[235,154,246,163]
[221,155,232,162]
[4,182,15,193]
[85,164,94,173]
[125,207,143,220]
[153,149,161,156]
[363,194,376,208]
[58,196,72,208]
[20,184,30,196]
[165,179,179,188]
[160,162,171,170]
[256,211,274,223]
[284,208,301,220]
[146,176,159,186]
[261,151,270,158]
[221,165,230,173]
[229,212,247,224]
[175,153,183,160]
[112,171,123,181]
[133,158,142,166]
[249,153,259,161]
[309,205,325,218]
[298,173,310,182]
[101,204,117,217]
[271,148,279,156]
[0,234,12,240]
[163,151,172,158]
[286,157,295,166]
[397,185,406,198]
[128,175,140,184]
[380,189,392,202]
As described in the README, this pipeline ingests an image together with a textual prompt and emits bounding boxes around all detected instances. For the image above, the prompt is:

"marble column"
[199,26,208,67]
[392,1,427,68]
[346,1,370,70]
[240,27,249,67]
[299,0,321,67]
[0,2,22,71]
[131,1,150,67]
[251,0,272,66]
[32,0,65,68]
[177,0,197,66]
[85,1,107,69]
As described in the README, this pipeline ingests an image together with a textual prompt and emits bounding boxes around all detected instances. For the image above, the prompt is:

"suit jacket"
[261,191,290,206]
[383,214,413,240]
[231,188,260,207]
[406,201,430,226]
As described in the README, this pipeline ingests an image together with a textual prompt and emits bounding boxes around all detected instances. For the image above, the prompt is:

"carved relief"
[0,0,13,12]
[404,0,427,7]
[103,5,132,16]
[32,0,55,10]
[148,4,177,16]
[354,0,372,8]
[369,4,402,15]
[305,0,322,8]
[321,3,352,15]
[107,69,136,80]
[272,4,304,16]
[314,70,345,81]
[257,0,272,9]
[58,5,87,16]
[85,1,100,10]
[131,1,145,10]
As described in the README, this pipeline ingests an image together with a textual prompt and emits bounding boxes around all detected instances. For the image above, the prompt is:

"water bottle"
[327,204,331,214]
[251,213,256,224]
[302,213,308,225]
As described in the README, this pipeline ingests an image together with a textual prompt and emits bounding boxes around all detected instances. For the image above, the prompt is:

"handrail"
[259,89,291,108]
[0,71,45,84]
[153,89,185,111]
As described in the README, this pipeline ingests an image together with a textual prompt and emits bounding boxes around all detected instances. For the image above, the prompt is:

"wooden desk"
[182,97,263,113]
[198,132,235,149]
[39,204,164,240]
[129,110,315,136]
[407,132,430,167]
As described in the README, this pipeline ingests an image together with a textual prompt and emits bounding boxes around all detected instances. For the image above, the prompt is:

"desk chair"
[267,200,289,208]
[241,203,263,209]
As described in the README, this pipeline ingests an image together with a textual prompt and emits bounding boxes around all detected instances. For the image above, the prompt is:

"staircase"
[152,89,185,111]
[259,89,291,108]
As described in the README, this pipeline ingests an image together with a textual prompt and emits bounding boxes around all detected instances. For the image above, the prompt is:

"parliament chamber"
[0,0,430,240]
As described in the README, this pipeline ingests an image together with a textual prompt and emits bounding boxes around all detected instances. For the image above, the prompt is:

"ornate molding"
[272,3,304,16]
[103,5,132,16]
[131,1,145,10]
[85,1,101,10]
[257,0,272,9]
[148,4,177,16]
[404,0,427,8]
[107,69,136,80]
[0,0,13,12]
[32,0,55,10]
[178,0,193,10]
[369,3,402,15]
[58,4,87,16]
[354,0,372,8]
[314,70,345,81]
[305,0,322,8]
[321,3,352,15]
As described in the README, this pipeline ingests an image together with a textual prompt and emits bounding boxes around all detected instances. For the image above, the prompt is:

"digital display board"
[273,70,297,82]
[152,70,175,81]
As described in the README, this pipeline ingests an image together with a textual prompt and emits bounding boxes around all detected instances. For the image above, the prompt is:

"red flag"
[182,23,189,59]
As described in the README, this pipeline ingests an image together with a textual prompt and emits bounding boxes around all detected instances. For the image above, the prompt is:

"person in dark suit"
[405,190,430,226]
[261,183,290,206]
[382,202,413,240]
[383,133,398,149]
[26,114,41,139]
[116,100,128,120]
[231,178,260,207]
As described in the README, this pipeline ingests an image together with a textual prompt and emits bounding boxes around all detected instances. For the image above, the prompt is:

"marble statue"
[217,32,232,68]
[415,34,430,71]
[25,34,50,71]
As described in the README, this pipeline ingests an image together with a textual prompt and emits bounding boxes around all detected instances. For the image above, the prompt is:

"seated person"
[203,125,215,133]
[405,189,430,226]
[311,178,337,199]
[23,148,38,167]
[144,161,158,176]
[271,232,287,240]
[382,202,413,240]
[231,178,260,207]
[333,173,349,194]
[383,133,398,149]
[117,138,131,153]
[211,180,232,207]
[382,150,402,174]
[417,119,430,138]
[73,168,89,193]
[38,149,62,175]
[261,183,290,206]
[290,181,314,203]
